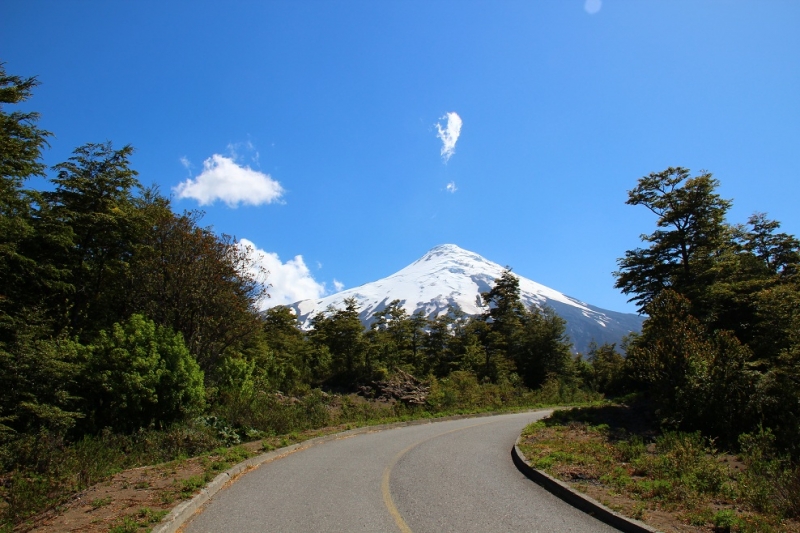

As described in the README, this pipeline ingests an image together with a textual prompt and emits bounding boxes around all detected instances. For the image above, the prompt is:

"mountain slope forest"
[1,65,799,525]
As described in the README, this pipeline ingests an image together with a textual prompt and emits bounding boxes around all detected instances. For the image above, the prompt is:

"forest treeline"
[2,64,799,523]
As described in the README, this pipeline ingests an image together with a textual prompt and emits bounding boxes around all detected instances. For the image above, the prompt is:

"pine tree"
[38,142,142,335]
[516,305,572,388]
[0,64,51,340]
[480,268,526,380]
[309,298,367,381]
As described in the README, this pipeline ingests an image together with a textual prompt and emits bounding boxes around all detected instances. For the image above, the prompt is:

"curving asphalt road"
[184,411,620,532]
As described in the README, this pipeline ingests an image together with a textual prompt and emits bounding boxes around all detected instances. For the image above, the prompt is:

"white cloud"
[239,238,327,310]
[179,156,191,170]
[435,112,463,162]
[333,279,345,292]
[584,0,602,14]
[446,181,458,193]
[173,154,284,207]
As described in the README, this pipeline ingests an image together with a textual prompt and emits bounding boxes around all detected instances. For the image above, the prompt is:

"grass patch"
[178,475,206,499]
[200,445,253,477]
[107,507,169,532]
[90,495,112,508]
[519,404,800,532]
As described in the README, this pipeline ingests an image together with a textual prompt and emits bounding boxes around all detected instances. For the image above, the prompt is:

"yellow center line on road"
[380,419,501,533]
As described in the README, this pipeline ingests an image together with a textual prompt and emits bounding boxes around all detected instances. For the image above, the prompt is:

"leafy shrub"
[196,416,241,446]
[81,314,205,432]
[738,429,800,518]
[712,509,738,532]
[616,435,645,462]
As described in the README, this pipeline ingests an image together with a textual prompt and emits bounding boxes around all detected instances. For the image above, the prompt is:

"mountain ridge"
[289,244,643,354]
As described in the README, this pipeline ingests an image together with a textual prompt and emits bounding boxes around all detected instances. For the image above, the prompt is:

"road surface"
[185,411,619,532]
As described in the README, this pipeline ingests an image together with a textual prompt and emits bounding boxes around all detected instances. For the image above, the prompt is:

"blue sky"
[3,1,798,314]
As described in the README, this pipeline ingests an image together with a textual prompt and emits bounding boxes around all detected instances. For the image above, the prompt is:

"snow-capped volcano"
[289,244,643,354]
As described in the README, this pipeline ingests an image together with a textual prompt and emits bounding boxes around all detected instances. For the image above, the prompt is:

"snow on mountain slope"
[288,244,643,354]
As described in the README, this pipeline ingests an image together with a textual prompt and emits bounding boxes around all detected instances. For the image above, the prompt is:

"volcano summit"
[289,244,643,354]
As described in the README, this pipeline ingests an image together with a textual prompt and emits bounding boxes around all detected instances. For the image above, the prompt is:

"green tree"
[624,290,757,442]
[261,305,324,391]
[367,302,432,376]
[309,298,367,381]
[481,269,526,344]
[748,282,800,456]
[0,65,49,189]
[706,214,800,350]
[0,323,82,440]
[424,310,456,376]
[624,290,712,424]
[126,200,265,372]
[0,65,51,341]
[586,342,627,396]
[515,305,573,389]
[37,142,142,335]
[429,305,485,376]
[480,269,526,381]
[479,270,573,387]
[741,213,800,277]
[616,167,800,454]
[614,167,732,313]
[367,300,411,372]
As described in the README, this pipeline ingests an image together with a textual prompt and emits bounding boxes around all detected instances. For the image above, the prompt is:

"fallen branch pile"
[358,369,429,405]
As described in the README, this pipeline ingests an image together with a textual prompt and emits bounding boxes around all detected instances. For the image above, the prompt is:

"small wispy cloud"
[446,181,458,193]
[584,0,602,14]
[239,238,327,309]
[226,140,261,166]
[179,156,191,170]
[333,279,345,292]
[173,154,284,207]
[435,112,463,162]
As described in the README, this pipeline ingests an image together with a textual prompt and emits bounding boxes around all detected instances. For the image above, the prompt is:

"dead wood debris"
[358,369,429,405]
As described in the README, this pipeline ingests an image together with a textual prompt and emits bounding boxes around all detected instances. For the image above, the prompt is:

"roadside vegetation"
[2,63,799,531]
[520,164,800,532]
[519,404,800,532]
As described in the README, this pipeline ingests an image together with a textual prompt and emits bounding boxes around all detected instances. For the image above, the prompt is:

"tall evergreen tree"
[309,298,367,381]
[0,65,51,340]
[515,305,573,388]
[368,300,411,372]
[261,305,323,390]
[38,142,142,335]
[0,66,84,442]
[614,167,732,313]
[480,268,526,380]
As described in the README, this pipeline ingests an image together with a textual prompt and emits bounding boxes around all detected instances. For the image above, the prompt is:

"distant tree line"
[291,267,581,390]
